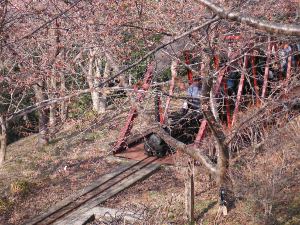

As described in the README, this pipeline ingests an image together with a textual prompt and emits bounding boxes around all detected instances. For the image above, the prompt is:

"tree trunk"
[60,73,68,122]
[201,52,231,207]
[105,51,127,87]
[33,82,49,147]
[98,60,110,113]
[0,115,7,166]
[48,74,57,139]
[87,50,101,113]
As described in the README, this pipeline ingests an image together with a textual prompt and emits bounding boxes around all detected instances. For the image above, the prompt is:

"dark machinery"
[144,93,203,157]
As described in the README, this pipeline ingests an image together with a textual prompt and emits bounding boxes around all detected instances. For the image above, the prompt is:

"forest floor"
[0,102,299,225]
[0,113,124,225]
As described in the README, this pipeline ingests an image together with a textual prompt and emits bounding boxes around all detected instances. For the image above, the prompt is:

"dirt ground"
[0,116,123,225]
[1,108,299,225]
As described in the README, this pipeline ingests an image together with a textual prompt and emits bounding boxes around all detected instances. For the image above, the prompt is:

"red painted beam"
[193,120,207,146]
[232,54,248,126]
[113,63,154,153]
[224,35,242,41]
[113,107,138,152]
[184,51,193,85]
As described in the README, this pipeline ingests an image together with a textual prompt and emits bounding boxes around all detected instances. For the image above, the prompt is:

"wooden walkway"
[25,157,160,225]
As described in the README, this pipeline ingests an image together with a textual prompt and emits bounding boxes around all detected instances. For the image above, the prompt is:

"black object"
[220,187,227,206]
[144,134,170,158]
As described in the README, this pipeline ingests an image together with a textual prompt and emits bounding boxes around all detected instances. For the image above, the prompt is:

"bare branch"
[99,17,219,87]
[154,127,217,175]
[198,0,300,36]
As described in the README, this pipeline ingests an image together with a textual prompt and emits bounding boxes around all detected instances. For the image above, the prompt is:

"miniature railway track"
[27,156,160,225]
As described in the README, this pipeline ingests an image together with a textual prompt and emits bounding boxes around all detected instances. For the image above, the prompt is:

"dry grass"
[0,111,123,225]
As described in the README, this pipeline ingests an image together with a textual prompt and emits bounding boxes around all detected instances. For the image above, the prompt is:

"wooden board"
[53,163,160,225]
[25,162,138,225]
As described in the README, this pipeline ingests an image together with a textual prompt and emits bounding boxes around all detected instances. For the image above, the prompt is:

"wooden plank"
[25,162,137,225]
[54,163,160,225]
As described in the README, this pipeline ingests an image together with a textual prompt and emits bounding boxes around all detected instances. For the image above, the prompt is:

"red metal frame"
[224,35,242,41]
[158,95,164,123]
[232,54,248,126]
[113,63,154,153]
[184,51,194,85]
[193,120,207,146]
[213,55,220,70]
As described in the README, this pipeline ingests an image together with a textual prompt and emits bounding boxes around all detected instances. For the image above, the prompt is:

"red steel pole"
[193,120,207,146]
[184,51,193,85]
[113,63,154,153]
[232,54,248,126]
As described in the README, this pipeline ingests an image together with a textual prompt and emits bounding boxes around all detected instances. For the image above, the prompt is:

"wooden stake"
[185,159,195,224]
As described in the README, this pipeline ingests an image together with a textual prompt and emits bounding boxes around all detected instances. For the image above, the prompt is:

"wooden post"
[185,159,195,224]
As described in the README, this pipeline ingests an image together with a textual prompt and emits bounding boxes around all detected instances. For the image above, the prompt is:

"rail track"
[26,156,160,225]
